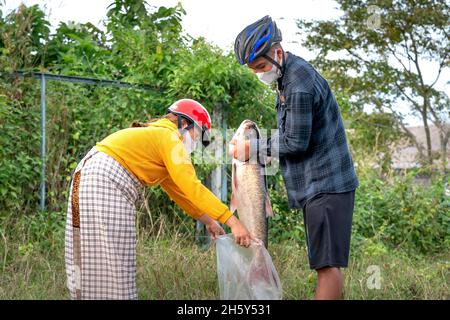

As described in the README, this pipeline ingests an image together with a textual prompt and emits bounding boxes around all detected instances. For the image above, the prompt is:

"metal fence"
[5,71,161,212]
[2,71,229,244]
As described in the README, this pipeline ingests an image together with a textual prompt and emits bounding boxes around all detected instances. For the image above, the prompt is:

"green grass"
[1,229,448,300]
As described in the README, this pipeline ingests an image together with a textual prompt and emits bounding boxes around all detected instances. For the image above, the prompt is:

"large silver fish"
[230,119,274,248]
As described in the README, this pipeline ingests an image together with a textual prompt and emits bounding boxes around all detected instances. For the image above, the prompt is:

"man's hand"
[228,139,250,162]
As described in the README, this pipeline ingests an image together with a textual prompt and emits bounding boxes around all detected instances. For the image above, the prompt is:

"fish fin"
[265,193,274,218]
[230,192,236,213]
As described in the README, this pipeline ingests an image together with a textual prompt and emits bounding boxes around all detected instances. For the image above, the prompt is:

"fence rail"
[1,71,161,211]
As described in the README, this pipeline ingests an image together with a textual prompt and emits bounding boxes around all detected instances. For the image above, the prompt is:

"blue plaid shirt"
[253,52,359,209]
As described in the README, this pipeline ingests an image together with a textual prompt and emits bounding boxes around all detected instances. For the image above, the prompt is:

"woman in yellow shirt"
[65,98,251,300]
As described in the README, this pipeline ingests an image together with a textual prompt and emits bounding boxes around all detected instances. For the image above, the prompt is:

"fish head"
[233,119,259,141]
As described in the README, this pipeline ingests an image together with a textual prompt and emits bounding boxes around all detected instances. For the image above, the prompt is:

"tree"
[335,92,402,172]
[297,0,449,170]
[0,4,50,71]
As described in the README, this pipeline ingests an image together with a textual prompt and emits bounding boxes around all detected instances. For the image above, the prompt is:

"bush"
[266,167,449,255]
[0,81,42,214]
[353,168,449,254]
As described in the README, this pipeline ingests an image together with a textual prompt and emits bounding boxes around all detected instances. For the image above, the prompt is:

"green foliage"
[266,166,450,255]
[0,80,41,213]
[353,168,449,254]
[332,91,403,172]
[167,39,276,128]
[347,111,404,171]
[46,21,112,75]
[268,174,306,244]
[0,4,50,70]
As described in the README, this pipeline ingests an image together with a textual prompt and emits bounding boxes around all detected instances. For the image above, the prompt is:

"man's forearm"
[251,92,313,158]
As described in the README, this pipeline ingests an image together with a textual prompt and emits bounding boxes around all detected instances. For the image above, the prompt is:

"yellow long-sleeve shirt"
[95,118,232,224]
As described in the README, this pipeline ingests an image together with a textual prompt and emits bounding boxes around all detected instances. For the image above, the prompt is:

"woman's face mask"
[182,127,201,154]
[256,50,282,85]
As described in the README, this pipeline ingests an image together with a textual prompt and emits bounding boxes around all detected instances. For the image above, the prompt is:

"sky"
[3,0,449,126]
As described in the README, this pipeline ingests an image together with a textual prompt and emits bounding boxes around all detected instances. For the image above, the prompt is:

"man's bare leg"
[314,267,343,300]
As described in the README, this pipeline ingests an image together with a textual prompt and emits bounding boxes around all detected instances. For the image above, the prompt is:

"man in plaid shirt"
[231,16,359,299]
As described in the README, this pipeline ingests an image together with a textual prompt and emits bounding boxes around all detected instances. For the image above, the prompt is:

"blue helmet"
[234,15,282,65]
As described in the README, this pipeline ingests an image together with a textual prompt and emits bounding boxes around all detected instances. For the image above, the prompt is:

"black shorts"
[302,191,355,270]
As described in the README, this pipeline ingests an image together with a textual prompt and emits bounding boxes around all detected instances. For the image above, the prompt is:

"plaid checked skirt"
[65,147,142,299]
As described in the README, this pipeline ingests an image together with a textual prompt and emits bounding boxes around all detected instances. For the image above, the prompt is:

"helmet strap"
[202,125,211,147]
[263,47,286,91]
[263,54,281,70]
[177,114,194,136]
[263,47,285,73]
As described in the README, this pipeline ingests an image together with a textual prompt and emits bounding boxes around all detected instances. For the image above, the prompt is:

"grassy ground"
[1,229,448,300]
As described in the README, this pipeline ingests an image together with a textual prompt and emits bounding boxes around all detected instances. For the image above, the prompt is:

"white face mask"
[256,51,282,85]
[182,130,198,154]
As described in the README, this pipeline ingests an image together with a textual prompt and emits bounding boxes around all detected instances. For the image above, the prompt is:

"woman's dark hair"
[130,121,147,128]
[129,113,187,128]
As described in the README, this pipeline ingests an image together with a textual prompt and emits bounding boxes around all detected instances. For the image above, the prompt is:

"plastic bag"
[216,234,282,300]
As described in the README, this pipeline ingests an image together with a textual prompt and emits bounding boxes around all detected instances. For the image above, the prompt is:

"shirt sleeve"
[160,176,202,220]
[158,130,233,224]
[253,92,313,158]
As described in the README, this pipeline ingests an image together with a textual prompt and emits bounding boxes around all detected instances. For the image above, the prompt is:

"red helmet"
[168,99,212,147]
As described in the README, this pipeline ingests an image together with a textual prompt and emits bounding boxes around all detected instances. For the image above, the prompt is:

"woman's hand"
[198,214,225,240]
[205,221,225,240]
[224,215,253,247]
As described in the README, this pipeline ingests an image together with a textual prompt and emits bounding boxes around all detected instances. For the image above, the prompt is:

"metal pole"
[221,106,228,203]
[40,74,46,211]
[211,103,222,202]
[196,175,211,248]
